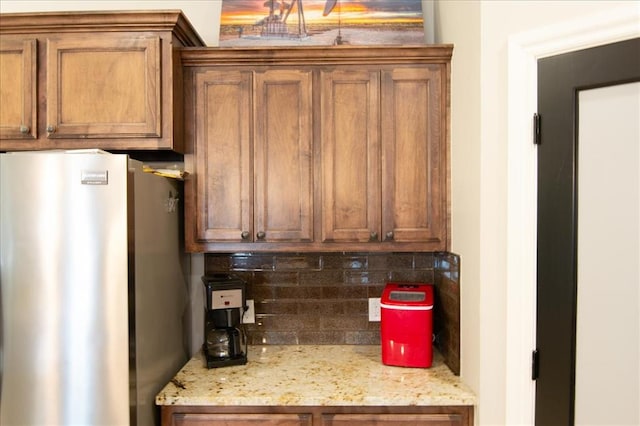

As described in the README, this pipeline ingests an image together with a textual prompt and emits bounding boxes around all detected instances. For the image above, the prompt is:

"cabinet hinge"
[532,349,539,380]
[533,113,541,145]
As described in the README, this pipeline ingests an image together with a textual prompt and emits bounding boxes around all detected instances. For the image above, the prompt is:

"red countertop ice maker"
[380,282,434,368]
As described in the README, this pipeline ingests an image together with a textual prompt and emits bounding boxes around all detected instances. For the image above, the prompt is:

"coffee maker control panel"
[211,289,243,310]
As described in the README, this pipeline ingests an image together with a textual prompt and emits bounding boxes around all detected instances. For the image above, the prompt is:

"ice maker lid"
[380,282,434,308]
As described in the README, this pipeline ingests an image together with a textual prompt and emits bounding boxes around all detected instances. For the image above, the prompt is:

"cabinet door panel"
[322,413,464,426]
[174,413,312,426]
[254,69,313,242]
[320,69,380,243]
[46,35,161,139]
[195,70,252,242]
[0,38,37,141]
[381,66,446,244]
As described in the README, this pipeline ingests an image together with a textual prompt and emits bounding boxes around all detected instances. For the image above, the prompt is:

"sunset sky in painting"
[220,0,423,26]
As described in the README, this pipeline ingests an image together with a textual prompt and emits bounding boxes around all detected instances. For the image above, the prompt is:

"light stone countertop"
[156,345,476,407]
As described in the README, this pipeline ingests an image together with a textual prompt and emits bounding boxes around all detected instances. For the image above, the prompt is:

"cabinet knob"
[385,231,395,241]
[46,125,55,133]
[241,231,250,240]
[369,231,378,241]
[19,125,29,134]
[256,231,266,240]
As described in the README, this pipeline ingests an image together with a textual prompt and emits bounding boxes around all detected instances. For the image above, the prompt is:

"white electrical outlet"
[368,297,381,322]
[242,299,255,324]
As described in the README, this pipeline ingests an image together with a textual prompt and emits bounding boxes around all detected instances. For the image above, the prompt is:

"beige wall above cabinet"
[0,10,204,153]
[183,46,452,253]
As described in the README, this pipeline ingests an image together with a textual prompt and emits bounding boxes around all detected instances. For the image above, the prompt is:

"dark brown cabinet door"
[192,69,253,244]
[0,38,37,142]
[320,65,448,250]
[322,413,467,425]
[46,35,161,139]
[171,413,312,426]
[381,66,448,246]
[187,68,314,249]
[320,68,380,243]
[254,69,314,242]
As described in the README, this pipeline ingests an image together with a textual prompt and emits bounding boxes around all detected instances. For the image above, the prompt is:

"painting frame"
[218,0,432,47]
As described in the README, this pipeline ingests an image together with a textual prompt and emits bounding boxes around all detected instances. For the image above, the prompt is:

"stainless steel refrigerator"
[0,150,189,425]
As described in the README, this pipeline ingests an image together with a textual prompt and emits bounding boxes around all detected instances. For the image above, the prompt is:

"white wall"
[433,0,482,418]
[436,1,639,425]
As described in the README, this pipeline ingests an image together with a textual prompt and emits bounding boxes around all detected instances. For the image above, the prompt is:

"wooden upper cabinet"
[320,65,448,249]
[185,67,314,250]
[254,69,314,243]
[320,69,381,243]
[381,66,447,247]
[0,11,204,153]
[193,70,252,243]
[182,46,452,252]
[0,38,37,140]
[46,36,161,139]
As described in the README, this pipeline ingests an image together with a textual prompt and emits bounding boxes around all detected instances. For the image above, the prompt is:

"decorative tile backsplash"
[204,251,460,374]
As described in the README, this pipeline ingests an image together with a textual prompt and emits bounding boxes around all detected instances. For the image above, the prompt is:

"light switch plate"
[368,297,381,322]
[242,299,255,324]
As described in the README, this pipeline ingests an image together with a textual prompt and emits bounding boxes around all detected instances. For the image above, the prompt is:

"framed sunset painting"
[218,0,428,47]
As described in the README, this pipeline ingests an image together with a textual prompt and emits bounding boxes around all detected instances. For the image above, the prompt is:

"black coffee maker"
[202,274,248,368]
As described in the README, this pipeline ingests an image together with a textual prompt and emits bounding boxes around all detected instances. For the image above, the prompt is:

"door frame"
[505,6,639,425]
[536,38,639,426]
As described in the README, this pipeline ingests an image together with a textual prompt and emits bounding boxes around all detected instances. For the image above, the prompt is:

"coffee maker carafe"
[202,274,248,368]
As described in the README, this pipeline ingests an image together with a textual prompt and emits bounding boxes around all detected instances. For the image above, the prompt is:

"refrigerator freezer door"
[0,152,130,425]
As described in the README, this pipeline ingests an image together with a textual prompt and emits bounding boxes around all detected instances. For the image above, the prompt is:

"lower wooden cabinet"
[161,405,473,426]
[322,413,467,426]
[169,412,312,426]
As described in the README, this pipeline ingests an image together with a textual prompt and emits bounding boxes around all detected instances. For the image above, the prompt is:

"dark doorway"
[536,38,640,425]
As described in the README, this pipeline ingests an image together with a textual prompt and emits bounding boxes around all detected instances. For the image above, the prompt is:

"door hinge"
[532,349,539,380]
[533,113,541,145]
